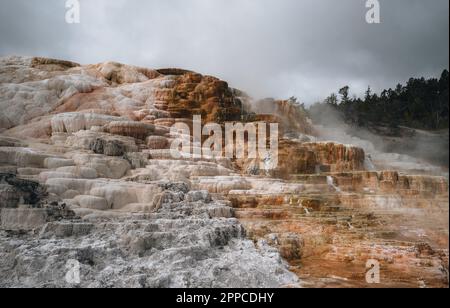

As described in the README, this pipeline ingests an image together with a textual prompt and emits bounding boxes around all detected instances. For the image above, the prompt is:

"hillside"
[0,56,448,288]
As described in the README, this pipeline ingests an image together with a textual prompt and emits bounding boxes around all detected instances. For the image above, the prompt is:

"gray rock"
[0,196,300,288]
[186,190,212,203]
[89,138,125,157]
[0,184,20,208]
[0,206,76,231]
[40,222,93,238]
[123,152,149,169]
[0,173,47,206]
[0,136,27,147]
[0,208,51,231]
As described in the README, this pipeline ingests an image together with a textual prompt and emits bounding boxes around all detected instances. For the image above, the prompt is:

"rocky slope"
[0,56,448,288]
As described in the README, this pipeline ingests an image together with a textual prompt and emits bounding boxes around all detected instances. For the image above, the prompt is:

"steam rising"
[309,104,449,177]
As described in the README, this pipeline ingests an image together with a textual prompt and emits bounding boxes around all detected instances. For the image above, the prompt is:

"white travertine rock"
[145,160,233,178]
[126,159,234,186]
[17,167,47,176]
[44,177,162,210]
[65,130,138,154]
[0,75,106,130]
[39,171,77,182]
[44,157,75,169]
[71,154,131,179]
[89,185,139,209]
[246,177,306,194]
[56,166,98,179]
[127,166,161,182]
[45,178,89,197]
[40,166,98,182]
[91,61,159,85]
[51,113,125,134]
[0,147,51,168]
[50,133,69,146]
[61,189,80,200]
[0,136,26,147]
[0,56,79,84]
[74,195,110,211]
[193,176,252,194]
[89,184,161,209]
[46,183,69,195]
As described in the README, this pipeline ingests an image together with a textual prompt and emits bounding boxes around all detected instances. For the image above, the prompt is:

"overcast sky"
[0,0,448,103]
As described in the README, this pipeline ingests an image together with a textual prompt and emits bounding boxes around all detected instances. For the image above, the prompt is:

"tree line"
[309,69,449,130]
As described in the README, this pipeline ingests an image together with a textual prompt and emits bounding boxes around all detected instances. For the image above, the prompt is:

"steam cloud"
[308,104,449,176]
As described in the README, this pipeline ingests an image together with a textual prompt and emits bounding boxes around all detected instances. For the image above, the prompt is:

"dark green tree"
[339,86,350,103]
[311,70,449,130]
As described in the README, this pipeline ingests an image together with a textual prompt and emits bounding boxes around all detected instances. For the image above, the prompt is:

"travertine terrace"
[0,56,448,288]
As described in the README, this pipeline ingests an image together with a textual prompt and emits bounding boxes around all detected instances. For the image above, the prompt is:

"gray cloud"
[0,0,448,103]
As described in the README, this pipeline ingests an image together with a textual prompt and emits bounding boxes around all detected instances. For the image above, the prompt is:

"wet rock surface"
[224,173,449,288]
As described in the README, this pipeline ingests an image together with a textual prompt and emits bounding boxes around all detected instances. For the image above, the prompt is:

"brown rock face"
[265,233,305,261]
[303,142,366,172]
[274,139,317,176]
[226,170,449,288]
[271,140,365,178]
[302,171,450,197]
[163,73,243,123]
